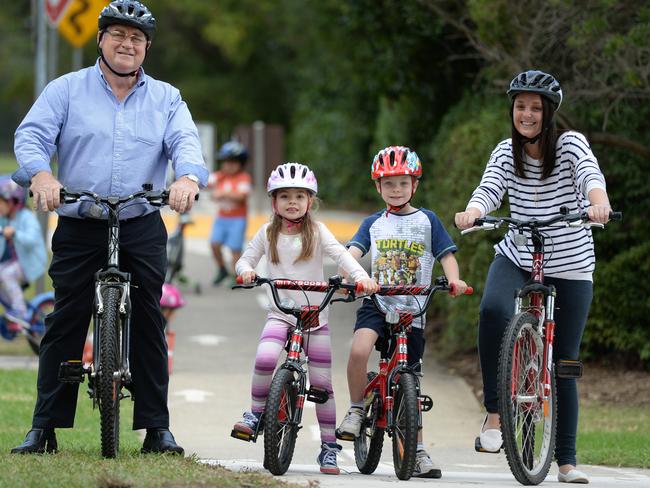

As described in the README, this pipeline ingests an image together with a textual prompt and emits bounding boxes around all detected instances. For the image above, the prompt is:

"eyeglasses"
[106,30,147,46]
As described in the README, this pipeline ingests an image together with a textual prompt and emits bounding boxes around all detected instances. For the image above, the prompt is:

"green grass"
[0,153,17,174]
[0,370,293,488]
[578,403,650,468]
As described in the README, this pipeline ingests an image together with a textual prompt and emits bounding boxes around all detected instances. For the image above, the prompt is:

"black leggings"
[478,255,592,466]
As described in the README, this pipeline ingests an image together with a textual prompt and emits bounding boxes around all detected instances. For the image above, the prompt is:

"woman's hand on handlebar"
[587,204,612,224]
[240,270,257,285]
[454,208,482,230]
[356,277,379,295]
[30,172,63,212]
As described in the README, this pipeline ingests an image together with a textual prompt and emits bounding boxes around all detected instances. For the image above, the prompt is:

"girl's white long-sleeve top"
[236,221,370,329]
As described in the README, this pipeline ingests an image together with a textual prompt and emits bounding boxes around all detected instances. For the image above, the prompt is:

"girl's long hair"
[266,197,317,265]
[511,96,558,180]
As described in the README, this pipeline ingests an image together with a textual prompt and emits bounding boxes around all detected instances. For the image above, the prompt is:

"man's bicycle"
[230,275,359,475]
[462,207,621,485]
[56,184,191,458]
[335,277,473,480]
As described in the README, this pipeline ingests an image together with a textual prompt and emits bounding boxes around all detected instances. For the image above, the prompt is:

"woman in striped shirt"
[455,70,612,484]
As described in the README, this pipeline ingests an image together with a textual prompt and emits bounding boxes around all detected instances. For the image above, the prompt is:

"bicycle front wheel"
[264,367,299,475]
[354,372,385,474]
[498,311,556,485]
[97,287,123,458]
[391,372,419,480]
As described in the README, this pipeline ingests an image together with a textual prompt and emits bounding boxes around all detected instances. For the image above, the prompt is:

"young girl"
[232,162,378,475]
[0,177,47,332]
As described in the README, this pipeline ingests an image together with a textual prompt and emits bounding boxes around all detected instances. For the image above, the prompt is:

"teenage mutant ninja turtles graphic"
[373,238,424,285]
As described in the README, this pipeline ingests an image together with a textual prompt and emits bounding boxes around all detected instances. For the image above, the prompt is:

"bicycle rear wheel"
[26,298,54,355]
[97,287,123,458]
[391,372,419,480]
[354,372,385,474]
[264,367,299,475]
[498,311,556,485]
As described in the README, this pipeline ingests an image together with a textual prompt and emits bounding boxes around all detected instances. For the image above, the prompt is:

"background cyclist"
[10,0,206,455]
[454,70,612,484]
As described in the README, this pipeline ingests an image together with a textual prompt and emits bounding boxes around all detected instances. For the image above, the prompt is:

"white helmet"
[267,162,318,195]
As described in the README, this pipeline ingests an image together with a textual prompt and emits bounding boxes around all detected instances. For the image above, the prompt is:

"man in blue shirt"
[11,0,207,456]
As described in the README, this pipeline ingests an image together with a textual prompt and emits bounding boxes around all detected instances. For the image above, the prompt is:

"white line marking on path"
[188,334,226,346]
[174,389,215,403]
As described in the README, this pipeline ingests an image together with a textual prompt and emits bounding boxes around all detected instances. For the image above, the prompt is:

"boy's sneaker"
[413,449,442,478]
[233,411,260,435]
[317,442,341,475]
[213,267,229,286]
[335,407,364,440]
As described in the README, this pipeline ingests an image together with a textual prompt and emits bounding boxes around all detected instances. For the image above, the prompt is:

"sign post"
[45,0,72,26]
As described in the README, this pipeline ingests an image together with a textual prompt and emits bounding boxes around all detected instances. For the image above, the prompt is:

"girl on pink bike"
[232,162,377,474]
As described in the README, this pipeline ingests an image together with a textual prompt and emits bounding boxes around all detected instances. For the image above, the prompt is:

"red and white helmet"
[267,162,318,195]
[371,146,422,180]
[160,283,186,309]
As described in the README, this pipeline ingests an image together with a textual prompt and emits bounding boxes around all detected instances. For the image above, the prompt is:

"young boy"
[208,141,252,285]
[336,146,468,479]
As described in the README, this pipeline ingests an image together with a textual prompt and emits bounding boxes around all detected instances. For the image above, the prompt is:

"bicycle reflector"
[556,359,583,379]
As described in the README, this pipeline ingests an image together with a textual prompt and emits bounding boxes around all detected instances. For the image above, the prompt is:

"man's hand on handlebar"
[30,172,63,212]
[168,176,200,213]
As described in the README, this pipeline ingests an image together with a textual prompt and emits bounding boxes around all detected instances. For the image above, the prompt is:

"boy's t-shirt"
[348,208,457,328]
[208,170,252,218]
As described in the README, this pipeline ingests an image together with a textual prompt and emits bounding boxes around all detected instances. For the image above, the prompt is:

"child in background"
[0,177,47,331]
[232,162,378,475]
[335,146,468,479]
[208,141,251,285]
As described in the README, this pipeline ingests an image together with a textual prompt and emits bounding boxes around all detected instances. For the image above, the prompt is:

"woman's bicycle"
[56,184,189,458]
[230,275,360,475]
[462,207,621,485]
[335,277,473,480]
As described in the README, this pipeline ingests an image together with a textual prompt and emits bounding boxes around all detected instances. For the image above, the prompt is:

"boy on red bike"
[336,146,468,478]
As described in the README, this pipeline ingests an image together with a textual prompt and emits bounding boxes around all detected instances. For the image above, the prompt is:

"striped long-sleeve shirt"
[467,131,607,281]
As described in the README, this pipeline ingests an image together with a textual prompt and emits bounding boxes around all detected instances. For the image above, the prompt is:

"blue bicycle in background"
[0,285,54,354]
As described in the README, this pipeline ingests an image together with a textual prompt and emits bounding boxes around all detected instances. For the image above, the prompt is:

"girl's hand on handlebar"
[240,270,257,285]
[454,208,481,230]
[587,204,611,224]
[356,277,379,295]
[449,279,469,297]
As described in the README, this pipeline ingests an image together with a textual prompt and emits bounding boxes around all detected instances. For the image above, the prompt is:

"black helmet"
[98,0,156,40]
[216,141,248,162]
[507,70,563,109]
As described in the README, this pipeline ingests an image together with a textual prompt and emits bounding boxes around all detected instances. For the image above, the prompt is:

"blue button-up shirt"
[13,60,208,219]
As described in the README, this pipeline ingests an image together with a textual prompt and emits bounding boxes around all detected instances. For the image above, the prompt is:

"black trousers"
[32,212,168,431]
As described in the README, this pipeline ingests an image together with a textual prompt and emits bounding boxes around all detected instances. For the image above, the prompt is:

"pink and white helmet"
[267,162,318,195]
[160,283,186,309]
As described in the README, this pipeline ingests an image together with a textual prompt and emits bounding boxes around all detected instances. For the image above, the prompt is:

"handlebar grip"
[465,286,474,295]
[610,211,622,221]
[235,276,244,284]
[449,283,474,296]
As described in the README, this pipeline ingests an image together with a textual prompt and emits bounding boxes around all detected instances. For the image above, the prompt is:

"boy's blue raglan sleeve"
[425,210,457,260]
[347,215,375,257]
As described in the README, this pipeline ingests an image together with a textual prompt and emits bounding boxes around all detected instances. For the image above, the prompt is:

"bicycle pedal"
[474,436,502,454]
[420,394,433,412]
[58,360,88,383]
[306,386,329,404]
[230,428,257,442]
[556,359,583,379]
[335,428,356,442]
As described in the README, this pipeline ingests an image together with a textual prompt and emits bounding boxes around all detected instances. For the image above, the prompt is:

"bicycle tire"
[498,311,557,485]
[97,287,122,459]
[26,298,54,355]
[391,372,419,480]
[354,372,385,474]
[264,367,299,475]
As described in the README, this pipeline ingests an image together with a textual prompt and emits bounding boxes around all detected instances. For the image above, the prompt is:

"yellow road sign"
[57,0,109,48]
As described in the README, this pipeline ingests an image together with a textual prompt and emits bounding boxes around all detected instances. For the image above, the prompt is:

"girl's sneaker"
[317,442,342,474]
[233,411,260,435]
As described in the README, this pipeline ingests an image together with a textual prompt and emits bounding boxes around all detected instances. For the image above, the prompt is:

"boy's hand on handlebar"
[30,172,63,212]
[454,208,481,230]
[240,271,257,285]
[356,277,379,295]
[449,279,469,297]
[587,204,611,224]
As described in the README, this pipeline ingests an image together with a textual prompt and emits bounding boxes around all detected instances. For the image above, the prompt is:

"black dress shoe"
[10,428,58,454]
[141,428,184,455]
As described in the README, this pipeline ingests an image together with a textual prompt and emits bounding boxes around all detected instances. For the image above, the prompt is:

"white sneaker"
[413,449,442,478]
[558,468,589,484]
[335,407,364,440]
[478,415,502,452]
